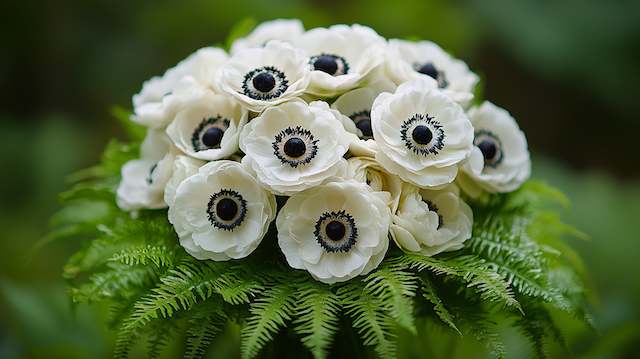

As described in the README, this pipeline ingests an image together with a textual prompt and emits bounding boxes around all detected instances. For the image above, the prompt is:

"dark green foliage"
[54,139,590,358]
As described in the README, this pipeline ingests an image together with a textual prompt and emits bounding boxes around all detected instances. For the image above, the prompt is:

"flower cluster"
[118,20,531,284]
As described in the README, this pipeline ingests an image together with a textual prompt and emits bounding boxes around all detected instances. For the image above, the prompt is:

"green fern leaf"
[293,283,341,359]
[241,282,297,359]
[363,259,417,333]
[339,282,397,358]
[419,275,460,334]
[184,312,227,359]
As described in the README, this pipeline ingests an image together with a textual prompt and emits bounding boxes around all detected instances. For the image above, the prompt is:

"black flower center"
[349,110,373,140]
[252,72,276,93]
[146,163,158,185]
[202,127,224,148]
[309,53,349,76]
[325,220,346,241]
[401,114,446,156]
[474,130,503,168]
[192,116,230,152]
[272,126,319,168]
[283,137,306,158]
[314,210,358,253]
[425,200,443,229]
[412,125,433,145]
[206,189,247,231]
[216,198,238,221]
[242,66,289,100]
[413,62,448,88]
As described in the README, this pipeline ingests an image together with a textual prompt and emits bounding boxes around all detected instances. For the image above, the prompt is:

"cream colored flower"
[219,41,311,112]
[166,90,248,161]
[132,47,228,128]
[164,155,205,207]
[168,161,277,261]
[332,79,396,157]
[346,156,402,213]
[458,101,531,196]
[391,183,472,256]
[385,39,478,107]
[277,180,391,284]
[230,19,304,55]
[116,130,176,210]
[240,100,351,195]
[371,79,474,188]
[296,24,386,97]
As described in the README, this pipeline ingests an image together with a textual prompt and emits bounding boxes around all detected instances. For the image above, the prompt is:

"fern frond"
[71,262,158,303]
[398,253,520,310]
[241,282,297,359]
[293,283,341,359]
[363,259,417,333]
[419,275,460,334]
[184,311,227,359]
[339,282,397,358]
[147,317,180,359]
[111,244,180,267]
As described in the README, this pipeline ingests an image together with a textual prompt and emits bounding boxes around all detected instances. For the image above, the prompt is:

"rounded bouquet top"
[118,19,531,284]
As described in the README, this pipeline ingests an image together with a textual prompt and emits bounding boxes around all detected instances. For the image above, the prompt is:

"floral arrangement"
[54,19,590,358]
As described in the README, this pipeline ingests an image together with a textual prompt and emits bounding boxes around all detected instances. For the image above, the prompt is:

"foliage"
[52,134,592,359]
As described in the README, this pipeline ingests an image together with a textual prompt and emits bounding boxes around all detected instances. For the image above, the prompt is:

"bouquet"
[54,19,591,358]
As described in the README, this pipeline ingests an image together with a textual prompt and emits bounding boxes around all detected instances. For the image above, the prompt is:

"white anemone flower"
[168,160,277,261]
[219,41,311,112]
[240,100,352,196]
[385,39,478,107]
[164,155,205,207]
[166,90,248,161]
[295,24,387,97]
[230,19,304,55]
[277,180,391,284]
[371,79,474,188]
[391,183,472,256]
[117,130,177,210]
[132,47,228,128]
[346,156,402,213]
[458,101,531,196]
[332,79,397,157]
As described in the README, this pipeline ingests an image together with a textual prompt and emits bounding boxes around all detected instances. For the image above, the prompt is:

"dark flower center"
[325,220,346,241]
[478,140,497,162]
[283,137,306,158]
[313,55,339,75]
[252,72,276,93]
[216,198,238,221]
[356,119,372,138]
[412,125,433,145]
[417,62,438,80]
[202,127,224,148]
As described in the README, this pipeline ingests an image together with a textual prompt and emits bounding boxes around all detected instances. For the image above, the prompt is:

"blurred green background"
[1,0,639,358]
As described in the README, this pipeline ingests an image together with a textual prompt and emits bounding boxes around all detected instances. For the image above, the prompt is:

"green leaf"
[184,311,227,359]
[293,283,341,359]
[419,275,460,334]
[241,282,297,359]
[225,18,256,51]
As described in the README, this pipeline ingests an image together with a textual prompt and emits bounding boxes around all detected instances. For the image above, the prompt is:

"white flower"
[230,19,304,55]
[385,39,478,107]
[277,180,391,284]
[390,183,472,256]
[219,41,311,112]
[346,156,402,213]
[371,79,474,188]
[295,24,386,97]
[132,47,228,128]
[164,155,205,207]
[166,90,248,161]
[332,79,397,157]
[458,101,531,196]
[117,130,176,210]
[168,160,277,261]
[240,100,351,195]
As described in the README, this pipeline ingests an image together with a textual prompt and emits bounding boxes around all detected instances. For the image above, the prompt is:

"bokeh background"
[1,0,639,358]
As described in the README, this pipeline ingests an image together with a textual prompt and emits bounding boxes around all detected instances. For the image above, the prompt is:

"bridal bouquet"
[55,19,590,358]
